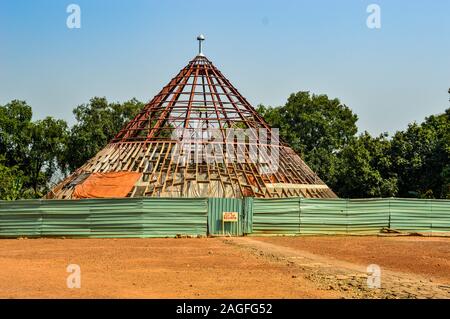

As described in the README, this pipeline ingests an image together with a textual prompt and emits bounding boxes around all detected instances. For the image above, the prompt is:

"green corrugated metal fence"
[140,198,207,238]
[89,199,142,238]
[0,197,449,238]
[300,199,349,235]
[251,197,450,236]
[389,198,450,235]
[243,197,253,234]
[252,198,300,235]
[0,198,207,238]
[345,199,390,235]
[430,200,450,234]
[0,200,42,237]
[41,199,91,237]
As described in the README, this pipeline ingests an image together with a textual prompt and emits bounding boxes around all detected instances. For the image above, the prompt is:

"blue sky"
[1,0,449,135]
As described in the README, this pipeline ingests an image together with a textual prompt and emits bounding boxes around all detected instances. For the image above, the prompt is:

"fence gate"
[208,198,248,236]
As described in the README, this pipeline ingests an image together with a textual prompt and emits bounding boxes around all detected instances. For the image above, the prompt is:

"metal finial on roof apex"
[197,34,205,56]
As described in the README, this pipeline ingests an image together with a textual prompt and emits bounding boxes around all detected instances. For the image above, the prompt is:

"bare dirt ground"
[229,236,450,299]
[253,236,450,283]
[0,236,448,298]
[0,237,337,298]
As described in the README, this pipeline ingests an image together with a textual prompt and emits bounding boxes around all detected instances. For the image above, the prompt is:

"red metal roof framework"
[112,55,275,144]
[47,37,336,199]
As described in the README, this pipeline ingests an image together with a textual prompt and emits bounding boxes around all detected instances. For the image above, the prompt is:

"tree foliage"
[0,100,68,198]
[258,92,449,199]
[390,109,450,198]
[0,92,448,200]
[334,132,397,198]
[29,117,68,195]
[0,158,23,200]
[62,97,144,172]
[258,92,358,188]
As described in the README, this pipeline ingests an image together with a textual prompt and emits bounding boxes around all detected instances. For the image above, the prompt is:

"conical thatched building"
[48,36,336,199]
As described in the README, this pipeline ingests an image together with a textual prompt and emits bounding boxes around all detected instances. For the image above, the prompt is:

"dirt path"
[255,236,450,283]
[225,237,450,299]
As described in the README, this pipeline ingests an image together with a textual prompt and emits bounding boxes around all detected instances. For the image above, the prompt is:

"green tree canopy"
[390,108,450,198]
[0,100,33,168]
[258,91,358,187]
[334,132,397,198]
[63,97,144,172]
[28,117,68,196]
[0,157,23,200]
[0,101,68,198]
[258,92,449,199]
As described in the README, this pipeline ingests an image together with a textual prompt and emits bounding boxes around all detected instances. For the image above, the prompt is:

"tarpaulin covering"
[73,172,142,199]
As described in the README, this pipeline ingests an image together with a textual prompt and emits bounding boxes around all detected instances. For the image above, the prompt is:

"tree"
[0,100,33,169]
[258,91,358,186]
[0,158,23,200]
[28,117,68,196]
[391,108,450,198]
[0,101,69,198]
[63,97,144,172]
[334,132,397,198]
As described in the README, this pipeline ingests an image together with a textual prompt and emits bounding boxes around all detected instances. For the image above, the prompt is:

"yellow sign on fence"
[222,212,239,236]
[223,212,239,222]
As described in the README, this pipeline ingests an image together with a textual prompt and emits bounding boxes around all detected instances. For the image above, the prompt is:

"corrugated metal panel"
[0,198,207,238]
[300,199,348,235]
[40,200,91,237]
[430,200,450,234]
[208,198,243,236]
[252,198,300,235]
[142,198,207,238]
[346,199,390,235]
[0,200,42,237]
[389,199,432,233]
[89,198,143,238]
[243,197,253,234]
[251,198,391,235]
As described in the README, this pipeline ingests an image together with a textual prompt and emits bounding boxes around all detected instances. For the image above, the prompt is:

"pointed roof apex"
[197,34,205,56]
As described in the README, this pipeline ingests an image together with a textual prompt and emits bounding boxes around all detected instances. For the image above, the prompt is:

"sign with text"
[223,212,239,222]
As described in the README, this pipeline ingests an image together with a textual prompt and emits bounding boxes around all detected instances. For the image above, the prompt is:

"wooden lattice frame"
[47,55,337,199]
